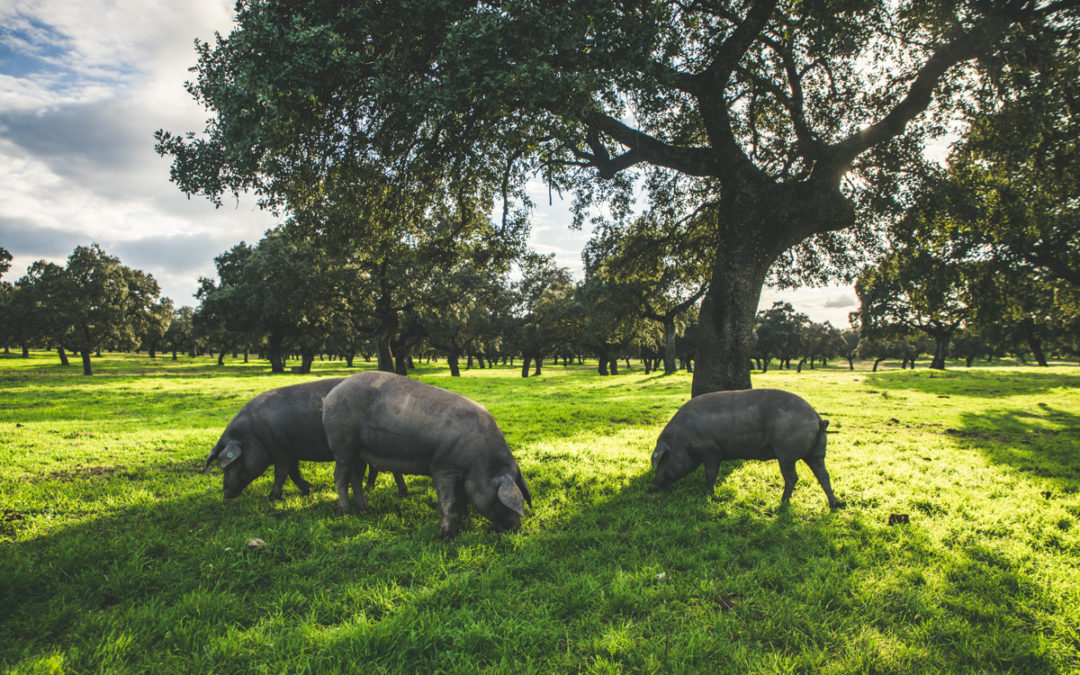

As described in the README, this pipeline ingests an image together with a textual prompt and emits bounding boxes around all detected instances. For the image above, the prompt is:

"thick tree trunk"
[57,347,69,366]
[692,251,770,396]
[596,348,609,376]
[1024,332,1048,367]
[662,316,678,374]
[930,335,949,370]
[533,354,542,376]
[448,352,461,377]
[172,350,178,360]
[521,355,531,378]
[374,318,396,372]
[21,345,29,358]
[81,348,93,376]
[267,333,286,373]
[692,183,853,395]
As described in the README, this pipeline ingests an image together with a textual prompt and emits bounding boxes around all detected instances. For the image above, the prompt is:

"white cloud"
[0,0,276,303]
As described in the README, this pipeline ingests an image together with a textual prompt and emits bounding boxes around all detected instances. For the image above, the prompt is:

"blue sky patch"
[0,16,71,78]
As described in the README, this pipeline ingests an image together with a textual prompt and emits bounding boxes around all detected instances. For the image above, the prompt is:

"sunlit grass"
[1,350,1078,672]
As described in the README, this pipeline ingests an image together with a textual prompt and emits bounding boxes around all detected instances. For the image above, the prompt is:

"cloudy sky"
[0,0,855,324]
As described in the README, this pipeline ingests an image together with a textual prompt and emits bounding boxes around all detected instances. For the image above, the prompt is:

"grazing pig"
[205,378,406,500]
[650,388,843,508]
[322,371,531,539]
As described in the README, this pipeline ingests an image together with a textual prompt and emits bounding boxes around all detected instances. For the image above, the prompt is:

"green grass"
[1,351,1079,673]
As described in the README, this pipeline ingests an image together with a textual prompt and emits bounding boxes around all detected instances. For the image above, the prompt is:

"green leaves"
[10,245,165,373]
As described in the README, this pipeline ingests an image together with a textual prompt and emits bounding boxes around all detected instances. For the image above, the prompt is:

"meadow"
[1,351,1078,673]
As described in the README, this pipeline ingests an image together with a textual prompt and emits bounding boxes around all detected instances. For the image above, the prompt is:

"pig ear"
[495,474,526,517]
[651,444,669,468]
[218,441,243,469]
[515,469,532,507]
[203,442,224,472]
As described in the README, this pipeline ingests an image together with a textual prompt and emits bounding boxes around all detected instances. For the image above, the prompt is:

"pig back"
[324,371,508,475]
[238,378,343,461]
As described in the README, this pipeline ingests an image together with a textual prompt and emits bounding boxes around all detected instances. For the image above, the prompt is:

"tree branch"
[696,0,780,88]
[827,13,1011,170]
[584,112,718,177]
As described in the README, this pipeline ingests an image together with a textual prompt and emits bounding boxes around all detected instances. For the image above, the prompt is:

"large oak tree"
[158,0,1079,393]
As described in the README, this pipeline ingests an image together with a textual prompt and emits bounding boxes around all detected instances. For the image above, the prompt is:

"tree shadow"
[864,368,1080,399]
[949,404,1080,490]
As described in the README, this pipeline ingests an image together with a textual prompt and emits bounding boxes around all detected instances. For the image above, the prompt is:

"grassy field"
[1,351,1078,673]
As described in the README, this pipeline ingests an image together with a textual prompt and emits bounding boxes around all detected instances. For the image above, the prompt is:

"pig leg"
[703,457,721,495]
[454,479,469,519]
[288,459,313,496]
[333,459,368,514]
[363,468,408,497]
[349,462,369,511]
[779,459,799,504]
[432,474,460,540]
[804,457,844,509]
[270,463,288,500]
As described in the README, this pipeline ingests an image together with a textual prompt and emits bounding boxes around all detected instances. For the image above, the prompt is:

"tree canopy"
[158,0,1080,393]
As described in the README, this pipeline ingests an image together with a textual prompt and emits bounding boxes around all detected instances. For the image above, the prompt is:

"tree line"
[4,234,1075,378]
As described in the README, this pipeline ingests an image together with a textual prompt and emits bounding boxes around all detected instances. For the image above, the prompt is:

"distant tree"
[418,263,511,377]
[138,298,174,359]
[575,275,643,376]
[285,170,527,374]
[164,306,196,360]
[754,302,808,372]
[584,210,710,374]
[14,245,164,375]
[952,329,990,367]
[196,233,336,373]
[508,254,576,377]
[836,324,861,371]
[856,238,979,370]
[799,321,842,371]
[194,243,260,365]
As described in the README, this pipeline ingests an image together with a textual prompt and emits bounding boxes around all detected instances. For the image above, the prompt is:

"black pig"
[322,371,531,538]
[650,388,842,508]
[206,378,406,500]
